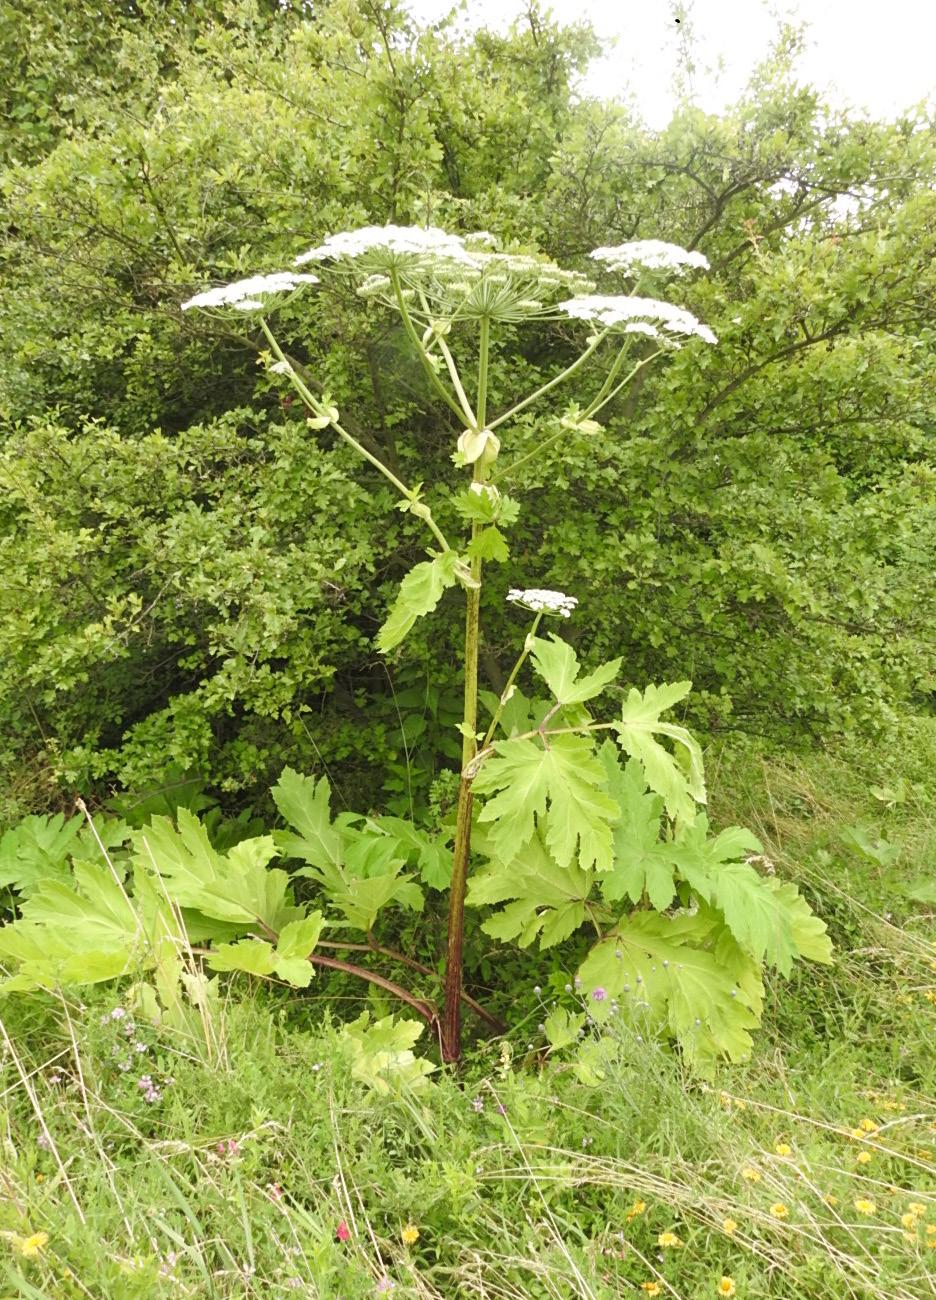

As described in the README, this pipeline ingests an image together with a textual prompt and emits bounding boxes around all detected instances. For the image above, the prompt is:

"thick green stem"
[584,350,664,420]
[495,351,664,486]
[487,328,607,431]
[260,318,452,554]
[476,315,490,428]
[389,270,467,422]
[440,577,480,1062]
[480,612,542,748]
[417,291,477,428]
[440,315,490,1065]
[582,337,634,414]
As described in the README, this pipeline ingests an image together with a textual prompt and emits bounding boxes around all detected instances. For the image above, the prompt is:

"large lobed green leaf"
[271,767,343,871]
[0,812,131,896]
[272,767,426,930]
[613,682,706,822]
[135,810,299,932]
[577,909,764,1068]
[338,1012,436,1094]
[473,732,619,872]
[206,911,324,988]
[0,860,170,994]
[376,551,461,653]
[530,635,622,707]
[467,822,594,949]
[598,744,674,908]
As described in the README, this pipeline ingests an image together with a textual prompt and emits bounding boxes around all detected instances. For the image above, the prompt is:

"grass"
[1,718,934,1298]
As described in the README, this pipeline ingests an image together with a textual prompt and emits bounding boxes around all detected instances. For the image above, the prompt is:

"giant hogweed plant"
[0,229,831,1072]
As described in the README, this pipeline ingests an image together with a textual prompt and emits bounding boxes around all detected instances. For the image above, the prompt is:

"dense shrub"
[1,0,933,811]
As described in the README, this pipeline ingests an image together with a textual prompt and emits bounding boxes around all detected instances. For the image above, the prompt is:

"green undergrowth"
[1,719,934,1299]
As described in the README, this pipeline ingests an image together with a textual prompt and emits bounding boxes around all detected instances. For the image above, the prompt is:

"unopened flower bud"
[457,427,500,465]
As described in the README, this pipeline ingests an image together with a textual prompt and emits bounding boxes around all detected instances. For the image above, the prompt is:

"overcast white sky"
[404,0,935,129]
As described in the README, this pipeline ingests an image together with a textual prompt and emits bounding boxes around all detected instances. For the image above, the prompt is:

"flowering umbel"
[295,224,476,267]
[558,294,717,344]
[590,240,710,275]
[506,588,578,618]
[181,272,318,312]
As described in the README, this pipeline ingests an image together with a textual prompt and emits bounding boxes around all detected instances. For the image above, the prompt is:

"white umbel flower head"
[181,271,318,311]
[507,588,579,618]
[590,241,710,275]
[465,230,498,247]
[558,294,718,344]
[623,321,662,339]
[295,225,477,267]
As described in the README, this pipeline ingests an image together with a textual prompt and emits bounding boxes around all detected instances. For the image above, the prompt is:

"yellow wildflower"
[34,1173,45,1183]
[401,1224,419,1246]
[823,1194,839,1206]
[770,1202,789,1219]
[856,1151,872,1165]
[849,1128,866,1140]
[923,990,936,1004]
[859,1118,878,1133]
[11,1232,48,1258]
[657,1231,682,1248]
[641,1284,662,1297]
[626,1199,647,1222]
[774,1141,792,1157]
[908,1202,926,1217]
[901,1212,918,1230]
[717,1279,737,1298]
[722,1218,738,1236]
[854,1199,876,1216]
[926,1223,936,1236]
[741,1166,761,1182]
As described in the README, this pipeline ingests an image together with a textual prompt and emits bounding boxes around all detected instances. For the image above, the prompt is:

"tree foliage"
[0,0,933,814]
